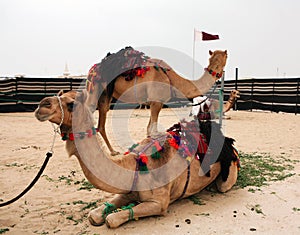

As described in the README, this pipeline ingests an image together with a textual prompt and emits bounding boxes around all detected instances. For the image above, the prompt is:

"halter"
[49,95,64,153]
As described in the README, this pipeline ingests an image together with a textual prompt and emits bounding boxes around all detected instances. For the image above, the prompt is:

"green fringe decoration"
[61,133,68,141]
[139,165,149,174]
[129,143,139,151]
[151,146,162,159]
[102,202,117,220]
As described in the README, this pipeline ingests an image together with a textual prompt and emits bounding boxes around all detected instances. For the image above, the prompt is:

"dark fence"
[0,77,299,114]
[0,77,86,112]
[223,78,300,114]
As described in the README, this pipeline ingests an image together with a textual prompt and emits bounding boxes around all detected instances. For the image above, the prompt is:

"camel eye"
[67,102,76,112]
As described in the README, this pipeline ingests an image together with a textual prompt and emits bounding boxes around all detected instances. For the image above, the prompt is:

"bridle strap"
[50,95,64,152]
[178,163,191,200]
[57,95,64,127]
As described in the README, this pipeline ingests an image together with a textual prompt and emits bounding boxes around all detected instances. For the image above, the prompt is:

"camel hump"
[93,47,148,82]
[145,58,172,71]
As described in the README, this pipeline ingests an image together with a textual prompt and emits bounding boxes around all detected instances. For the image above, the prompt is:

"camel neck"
[192,70,217,95]
[166,69,216,99]
[65,134,136,194]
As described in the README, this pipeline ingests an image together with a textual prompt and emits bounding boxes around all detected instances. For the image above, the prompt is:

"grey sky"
[1,0,299,79]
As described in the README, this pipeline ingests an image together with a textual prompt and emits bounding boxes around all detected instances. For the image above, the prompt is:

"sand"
[0,109,299,235]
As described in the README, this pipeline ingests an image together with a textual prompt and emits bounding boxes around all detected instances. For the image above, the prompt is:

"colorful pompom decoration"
[124,143,139,155]
[138,154,149,174]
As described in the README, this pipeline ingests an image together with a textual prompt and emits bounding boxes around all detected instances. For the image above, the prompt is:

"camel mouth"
[34,109,53,122]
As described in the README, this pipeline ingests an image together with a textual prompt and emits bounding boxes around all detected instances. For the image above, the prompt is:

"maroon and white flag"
[194,30,219,41]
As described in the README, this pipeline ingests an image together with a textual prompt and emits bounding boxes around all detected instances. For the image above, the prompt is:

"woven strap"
[121,203,135,221]
[102,202,117,220]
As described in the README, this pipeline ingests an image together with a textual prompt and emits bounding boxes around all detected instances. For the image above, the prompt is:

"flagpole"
[192,28,196,79]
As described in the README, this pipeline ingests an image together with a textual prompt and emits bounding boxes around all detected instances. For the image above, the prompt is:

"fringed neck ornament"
[61,127,99,141]
[205,67,223,79]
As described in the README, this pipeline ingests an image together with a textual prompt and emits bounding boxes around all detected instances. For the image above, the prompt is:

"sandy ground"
[0,109,299,235]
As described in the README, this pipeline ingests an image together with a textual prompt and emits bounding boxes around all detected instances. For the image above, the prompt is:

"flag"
[194,29,219,41]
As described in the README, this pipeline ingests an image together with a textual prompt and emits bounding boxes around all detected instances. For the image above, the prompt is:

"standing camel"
[35,90,239,228]
[85,47,228,155]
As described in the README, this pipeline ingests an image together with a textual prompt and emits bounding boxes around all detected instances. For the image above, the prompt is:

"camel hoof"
[110,151,120,156]
[88,211,105,226]
[105,213,120,228]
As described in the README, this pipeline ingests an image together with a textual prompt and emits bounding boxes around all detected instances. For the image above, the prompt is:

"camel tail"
[219,137,237,182]
[198,121,238,181]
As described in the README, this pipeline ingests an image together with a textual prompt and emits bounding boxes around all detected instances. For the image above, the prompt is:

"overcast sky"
[1,0,300,79]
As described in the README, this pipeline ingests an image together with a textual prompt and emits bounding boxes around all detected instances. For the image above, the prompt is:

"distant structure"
[63,63,71,78]
[57,62,87,79]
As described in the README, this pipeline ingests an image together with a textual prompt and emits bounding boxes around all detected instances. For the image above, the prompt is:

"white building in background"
[63,63,70,77]
[58,63,87,79]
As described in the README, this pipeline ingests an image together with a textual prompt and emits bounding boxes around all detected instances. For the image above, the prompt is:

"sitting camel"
[85,47,228,155]
[35,90,239,228]
[191,89,240,119]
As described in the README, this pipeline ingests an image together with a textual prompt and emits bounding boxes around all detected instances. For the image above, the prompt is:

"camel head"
[226,89,240,110]
[35,90,78,127]
[230,89,240,100]
[207,50,228,77]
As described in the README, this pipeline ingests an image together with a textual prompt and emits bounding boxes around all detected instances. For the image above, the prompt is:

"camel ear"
[57,90,64,96]
[209,50,213,55]
[224,50,227,55]
[76,90,88,104]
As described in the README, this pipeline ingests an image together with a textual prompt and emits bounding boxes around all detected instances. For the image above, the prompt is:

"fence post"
[272,79,275,112]
[234,67,238,110]
[250,79,254,111]
[219,71,225,128]
[15,78,18,104]
[296,78,299,115]
[70,79,73,91]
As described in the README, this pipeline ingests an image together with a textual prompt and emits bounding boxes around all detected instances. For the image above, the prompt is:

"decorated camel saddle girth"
[86,46,171,93]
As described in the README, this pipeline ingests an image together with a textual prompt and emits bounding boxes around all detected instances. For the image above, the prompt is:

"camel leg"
[216,161,238,193]
[97,95,120,156]
[105,200,167,228]
[88,194,135,226]
[147,101,163,136]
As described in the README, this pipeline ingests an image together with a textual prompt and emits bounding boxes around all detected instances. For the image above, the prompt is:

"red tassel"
[154,141,162,152]
[124,151,130,155]
[87,129,93,137]
[69,133,75,141]
[139,154,148,164]
[169,138,179,150]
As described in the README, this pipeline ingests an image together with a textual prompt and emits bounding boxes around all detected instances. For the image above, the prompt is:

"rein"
[189,82,219,108]
[0,96,63,207]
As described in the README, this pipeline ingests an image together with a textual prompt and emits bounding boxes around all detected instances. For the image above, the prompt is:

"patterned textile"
[87,47,149,92]
[166,120,208,163]
[86,47,172,93]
